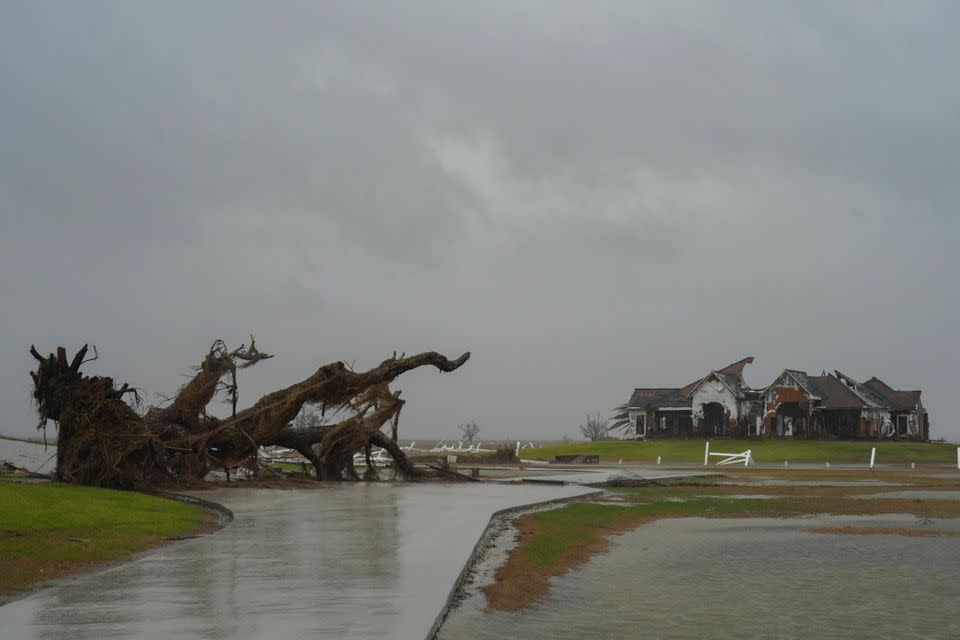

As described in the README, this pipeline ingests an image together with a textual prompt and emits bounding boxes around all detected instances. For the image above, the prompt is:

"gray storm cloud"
[1,1,957,440]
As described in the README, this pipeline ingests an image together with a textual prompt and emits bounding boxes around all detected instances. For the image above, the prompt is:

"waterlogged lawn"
[486,469,960,611]
[524,503,638,568]
[521,439,957,465]
[0,481,204,597]
[522,497,835,569]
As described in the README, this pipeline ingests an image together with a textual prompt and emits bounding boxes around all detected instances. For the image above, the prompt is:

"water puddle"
[742,479,907,487]
[439,515,960,639]
[703,494,777,500]
[853,490,960,501]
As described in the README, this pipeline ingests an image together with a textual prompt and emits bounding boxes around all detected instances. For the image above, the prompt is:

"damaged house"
[623,357,929,440]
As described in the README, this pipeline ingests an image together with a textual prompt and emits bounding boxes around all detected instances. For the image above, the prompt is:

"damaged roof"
[717,356,755,377]
[631,357,757,409]
[715,371,751,396]
[627,388,680,409]
[627,361,926,417]
[861,377,923,411]
[806,375,868,410]
[783,369,820,398]
[648,389,693,409]
[684,357,757,399]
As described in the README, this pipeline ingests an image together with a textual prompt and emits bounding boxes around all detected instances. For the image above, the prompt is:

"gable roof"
[684,356,756,399]
[687,370,741,399]
[628,362,925,416]
[627,388,680,409]
[648,388,693,409]
[833,370,889,409]
[806,375,868,410]
[763,369,820,399]
[861,377,922,411]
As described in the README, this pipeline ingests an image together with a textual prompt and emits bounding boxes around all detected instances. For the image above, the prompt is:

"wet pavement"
[0,483,593,640]
[6,437,958,639]
[508,467,719,485]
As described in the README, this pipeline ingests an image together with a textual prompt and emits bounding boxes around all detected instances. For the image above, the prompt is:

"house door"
[635,414,646,438]
[777,414,793,437]
[703,403,725,436]
[896,414,908,436]
[776,403,803,437]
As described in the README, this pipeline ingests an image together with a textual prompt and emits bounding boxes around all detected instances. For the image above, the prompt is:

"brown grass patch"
[719,467,959,486]
[482,484,960,611]
[483,511,654,611]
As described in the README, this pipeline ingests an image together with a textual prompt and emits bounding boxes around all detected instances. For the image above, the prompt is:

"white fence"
[703,441,755,467]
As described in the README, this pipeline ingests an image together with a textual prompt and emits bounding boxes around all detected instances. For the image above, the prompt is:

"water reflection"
[2,483,589,640]
[440,516,960,639]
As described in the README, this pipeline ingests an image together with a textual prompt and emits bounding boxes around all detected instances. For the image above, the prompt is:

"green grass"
[523,498,781,568]
[272,462,310,473]
[522,502,656,567]
[487,466,960,610]
[523,489,960,571]
[0,481,204,596]
[521,439,957,464]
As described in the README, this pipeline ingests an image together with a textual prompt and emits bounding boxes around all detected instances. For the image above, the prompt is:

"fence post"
[704,441,710,466]
[869,447,877,470]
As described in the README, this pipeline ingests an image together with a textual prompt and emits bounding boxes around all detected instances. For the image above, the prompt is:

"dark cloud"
[1,2,957,440]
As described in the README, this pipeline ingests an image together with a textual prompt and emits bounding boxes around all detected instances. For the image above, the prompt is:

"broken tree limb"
[30,341,469,489]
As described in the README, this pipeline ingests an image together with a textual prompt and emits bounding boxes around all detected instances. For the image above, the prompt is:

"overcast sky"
[1,2,957,441]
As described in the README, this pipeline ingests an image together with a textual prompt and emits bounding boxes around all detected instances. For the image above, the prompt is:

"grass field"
[520,439,958,465]
[0,481,204,597]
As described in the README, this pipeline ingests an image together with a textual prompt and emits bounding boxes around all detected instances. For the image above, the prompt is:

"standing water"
[0,483,591,639]
[439,515,960,639]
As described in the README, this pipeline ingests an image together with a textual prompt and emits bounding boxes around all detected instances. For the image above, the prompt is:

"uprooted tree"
[29,339,470,489]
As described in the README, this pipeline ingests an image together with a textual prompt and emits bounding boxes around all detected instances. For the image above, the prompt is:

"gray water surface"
[854,490,960,500]
[0,437,56,474]
[439,515,960,639]
[0,483,591,639]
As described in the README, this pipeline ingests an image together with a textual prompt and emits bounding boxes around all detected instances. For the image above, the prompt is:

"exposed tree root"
[30,341,469,489]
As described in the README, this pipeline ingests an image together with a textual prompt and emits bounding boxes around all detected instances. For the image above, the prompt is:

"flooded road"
[0,483,590,639]
[0,438,56,474]
[439,515,960,639]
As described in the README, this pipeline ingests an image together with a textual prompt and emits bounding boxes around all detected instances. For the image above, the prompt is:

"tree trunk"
[30,341,469,489]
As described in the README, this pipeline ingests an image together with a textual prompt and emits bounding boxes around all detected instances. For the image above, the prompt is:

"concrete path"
[1,441,718,639]
[508,466,718,485]
[0,483,593,640]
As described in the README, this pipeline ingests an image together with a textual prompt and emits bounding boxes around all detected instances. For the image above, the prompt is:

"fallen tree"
[30,340,470,489]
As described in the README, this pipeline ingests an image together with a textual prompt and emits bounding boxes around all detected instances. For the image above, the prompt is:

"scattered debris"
[552,455,599,464]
